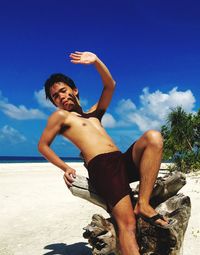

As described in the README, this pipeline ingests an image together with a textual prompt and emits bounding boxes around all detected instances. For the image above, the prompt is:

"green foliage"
[161,107,200,173]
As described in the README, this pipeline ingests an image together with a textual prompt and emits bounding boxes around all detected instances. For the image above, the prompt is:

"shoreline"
[0,161,173,168]
[0,162,199,255]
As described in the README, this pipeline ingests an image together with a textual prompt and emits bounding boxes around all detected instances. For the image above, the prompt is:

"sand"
[0,163,199,255]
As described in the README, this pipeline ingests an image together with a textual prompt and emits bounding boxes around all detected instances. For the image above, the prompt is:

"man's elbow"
[38,141,45,155]
[112,79,116,88]
[109,80,116,90]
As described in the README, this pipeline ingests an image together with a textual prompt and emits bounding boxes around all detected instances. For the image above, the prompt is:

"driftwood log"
[69,171,191,255]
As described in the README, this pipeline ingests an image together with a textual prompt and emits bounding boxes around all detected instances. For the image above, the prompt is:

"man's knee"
[144,130,163,149]
[117,215,136,233]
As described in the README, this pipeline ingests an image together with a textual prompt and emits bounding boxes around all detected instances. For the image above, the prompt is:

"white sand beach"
[0,162,199,255]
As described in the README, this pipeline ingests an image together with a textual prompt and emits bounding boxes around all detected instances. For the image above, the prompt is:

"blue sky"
[0,0,199,157]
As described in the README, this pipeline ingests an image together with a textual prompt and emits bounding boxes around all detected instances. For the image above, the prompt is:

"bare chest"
[61,112,103,135]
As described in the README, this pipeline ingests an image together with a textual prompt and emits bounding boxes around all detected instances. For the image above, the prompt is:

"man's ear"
[73,88,79,96]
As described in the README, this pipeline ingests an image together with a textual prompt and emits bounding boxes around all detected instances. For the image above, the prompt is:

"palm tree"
[161,106,198,172]
[166,107,193,151]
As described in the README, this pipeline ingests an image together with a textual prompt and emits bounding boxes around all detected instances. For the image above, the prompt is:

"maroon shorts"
[87,142,139,212]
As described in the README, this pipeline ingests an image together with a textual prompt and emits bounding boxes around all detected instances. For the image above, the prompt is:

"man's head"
[44,73,80,111]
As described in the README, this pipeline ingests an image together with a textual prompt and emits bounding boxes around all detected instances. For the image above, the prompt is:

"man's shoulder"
[48,109,70,123]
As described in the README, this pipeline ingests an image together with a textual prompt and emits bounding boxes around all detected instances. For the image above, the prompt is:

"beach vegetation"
[161,107,200,173]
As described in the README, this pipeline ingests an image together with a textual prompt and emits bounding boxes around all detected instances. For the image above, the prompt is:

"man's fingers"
[70,60,80,64]
[68,94,78,104]
[70,53,80,59]
[69,51,82,58]
[68,93,75,100]
[63,167,76,188]
[71,169,76,178]
[74,51,83,54]
[63,172,75,188]
[63,175,72,188]
[66,172,74,182]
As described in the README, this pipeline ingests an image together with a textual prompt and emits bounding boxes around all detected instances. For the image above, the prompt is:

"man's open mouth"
[62,101,68,105]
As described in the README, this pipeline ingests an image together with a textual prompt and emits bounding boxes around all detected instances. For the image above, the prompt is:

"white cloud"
[0,125,26,144]
[116,99,136,115]
[34,89,56,110]
[140,87,195,120]
[102,113,117,128]
[115,87,196,132]
[80,98,88,107]
[0,102,47,120]
[0,90,47,120]
[128,113,161,131]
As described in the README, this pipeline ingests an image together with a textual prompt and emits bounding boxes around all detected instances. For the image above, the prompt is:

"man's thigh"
[131,135,147,169]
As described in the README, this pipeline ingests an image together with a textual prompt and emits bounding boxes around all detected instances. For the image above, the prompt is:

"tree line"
[161,106,200,172]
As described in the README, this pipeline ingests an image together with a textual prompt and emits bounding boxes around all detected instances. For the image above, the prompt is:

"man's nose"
[59,93,65,100]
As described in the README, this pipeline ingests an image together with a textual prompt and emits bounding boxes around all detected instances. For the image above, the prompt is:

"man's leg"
[112,195,140,255]
[131,130,167,226]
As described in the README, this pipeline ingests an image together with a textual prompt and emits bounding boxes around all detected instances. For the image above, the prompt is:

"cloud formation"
[102,87,196,132]
[115,87,196,132]
[102,113,117,128]
[34,89,56,110]
[80,98,88,107]
[116,99,136,115]
[0,87,196,132]
[0,91,47,120]
[0,125,26,144]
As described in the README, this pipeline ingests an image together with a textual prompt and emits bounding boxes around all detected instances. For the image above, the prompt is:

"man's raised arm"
[70,51,116,113]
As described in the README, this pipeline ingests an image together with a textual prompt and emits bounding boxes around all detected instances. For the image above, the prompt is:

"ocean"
[0,156,83,163]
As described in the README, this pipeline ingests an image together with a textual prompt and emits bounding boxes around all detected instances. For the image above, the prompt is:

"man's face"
[50,82,79,111]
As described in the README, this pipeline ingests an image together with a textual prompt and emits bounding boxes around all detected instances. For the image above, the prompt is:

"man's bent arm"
[38,141,68,172]
[38,112,74,173]
[38,112,76,187]
[91,55,116,113]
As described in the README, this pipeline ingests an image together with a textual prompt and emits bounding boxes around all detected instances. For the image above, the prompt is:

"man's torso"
[55,110,119,163]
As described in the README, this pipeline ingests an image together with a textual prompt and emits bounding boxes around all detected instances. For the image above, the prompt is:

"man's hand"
[63,167,76,188]
[69,51,97,65]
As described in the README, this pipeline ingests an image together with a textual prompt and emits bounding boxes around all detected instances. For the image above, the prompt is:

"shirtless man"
[38,51,169,255]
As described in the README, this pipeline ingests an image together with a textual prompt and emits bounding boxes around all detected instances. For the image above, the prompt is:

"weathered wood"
[70,175,107,210]
[83,214,120,255]
[137,193,191,255]
[134,171,187,207]
[69,172,191,255]
[70,172,186,209]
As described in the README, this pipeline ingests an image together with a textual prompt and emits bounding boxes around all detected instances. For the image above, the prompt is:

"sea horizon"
[0,155,173,164]
[0,156,83,164]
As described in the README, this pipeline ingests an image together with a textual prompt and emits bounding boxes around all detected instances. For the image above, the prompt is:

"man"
[38,51,171,255]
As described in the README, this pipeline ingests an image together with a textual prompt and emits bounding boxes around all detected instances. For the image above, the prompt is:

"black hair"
[44,73,79,105]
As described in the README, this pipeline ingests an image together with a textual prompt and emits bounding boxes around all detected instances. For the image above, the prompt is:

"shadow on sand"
[43,242,92,255]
